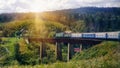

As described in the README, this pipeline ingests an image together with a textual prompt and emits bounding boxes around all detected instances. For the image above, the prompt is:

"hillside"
[58,41,120,68]
[0,7,120,33]
[41,7,120,32]
[1,41,120,68]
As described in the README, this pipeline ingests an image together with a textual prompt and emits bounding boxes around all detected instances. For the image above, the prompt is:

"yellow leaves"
[3,20,32,37]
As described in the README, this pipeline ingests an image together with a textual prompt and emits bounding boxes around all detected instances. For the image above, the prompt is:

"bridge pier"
[39,43,42,64]
[67,43,74,62]
[67,43,70,62]
[55,42,57,60]
[39,42,46,64]
[80,44,82,52]
[56,42,62,61]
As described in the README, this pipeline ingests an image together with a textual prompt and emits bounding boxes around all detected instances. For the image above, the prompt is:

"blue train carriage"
[95,32,107,39]
[71,33,82,38]
[107,31,120,40]
[82,33,95,38]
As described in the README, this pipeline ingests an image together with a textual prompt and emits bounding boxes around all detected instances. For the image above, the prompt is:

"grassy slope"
[0,38,17,65]
[73,41,120,60]
[0,38,20,56]
[71,41,120,68]
[2,41,120,68]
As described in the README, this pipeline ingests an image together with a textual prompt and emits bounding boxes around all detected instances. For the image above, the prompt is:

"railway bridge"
[26,37,119,62]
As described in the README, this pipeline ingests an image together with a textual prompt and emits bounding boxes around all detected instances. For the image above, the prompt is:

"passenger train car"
[55,31,120,40]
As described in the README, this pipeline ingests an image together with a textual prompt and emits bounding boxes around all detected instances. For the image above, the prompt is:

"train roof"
[81,31,120,33]
[56,31,120,34]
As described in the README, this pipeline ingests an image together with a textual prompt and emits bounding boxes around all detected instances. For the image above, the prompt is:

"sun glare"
[29,0,48,37]
[29,0,51,12]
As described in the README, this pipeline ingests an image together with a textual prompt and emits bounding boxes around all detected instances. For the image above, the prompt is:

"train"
[55,31,120,40]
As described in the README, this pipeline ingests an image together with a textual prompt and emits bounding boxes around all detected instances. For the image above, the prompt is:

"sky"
[0,0,120,13]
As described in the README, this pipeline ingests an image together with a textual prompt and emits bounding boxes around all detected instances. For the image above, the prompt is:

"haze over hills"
[0,7,120,33]
[0,0,120,13]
